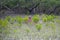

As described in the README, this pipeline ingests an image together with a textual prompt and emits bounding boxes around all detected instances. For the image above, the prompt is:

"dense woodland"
[0,0,60,15]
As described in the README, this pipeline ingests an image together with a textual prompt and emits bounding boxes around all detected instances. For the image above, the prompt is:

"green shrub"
[47,15,56,20]
[0,19,3,25]
[42,17,48,22]
[0,19,3,33]
[36,24,42,31]
[42,15,56,22]
[16,16,23,24]
[0,19,9,34]
[11,17,16,23]
[23,16,29,23]
[47,15,53,21]
[0,19,9,35]
[0,23,2,33]
[5,16,11,21]
[1,19,8,27]
[32,15,40,23]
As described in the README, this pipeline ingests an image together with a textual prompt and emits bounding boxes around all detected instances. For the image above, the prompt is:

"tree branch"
[25,2,40,13]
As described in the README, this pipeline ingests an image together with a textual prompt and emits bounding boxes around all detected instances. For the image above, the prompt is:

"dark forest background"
[0,0,60,15]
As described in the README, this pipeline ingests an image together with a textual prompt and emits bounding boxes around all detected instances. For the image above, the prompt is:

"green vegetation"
[42,17,48,22]
[32,15,40,23]
[26,28,30,33]
[1,19,8,27]
[47,15,55,21]
[42,15,56,22]
[0,19,9,35]
[0,19,3,33]
[0,14,60,40]
[0,19,3,25]
[16,16,23,24]
[50,22,56,30]
[5,16,11,21]
[11,17,16,23]
[23,16,29,23]
[1,0,60,15]
[56,20,60,24]
[46,23,49,27]
[36,24,42,31]
[14,30,17,33]
[3,30,10,34]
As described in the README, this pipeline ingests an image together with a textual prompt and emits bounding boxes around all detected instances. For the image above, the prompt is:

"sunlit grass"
[50,22,56,30]
[0,14,60,39]
[25,28,30,33]
[56,20,60,24]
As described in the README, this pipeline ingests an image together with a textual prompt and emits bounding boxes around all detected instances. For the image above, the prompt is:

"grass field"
[0,14,60,40]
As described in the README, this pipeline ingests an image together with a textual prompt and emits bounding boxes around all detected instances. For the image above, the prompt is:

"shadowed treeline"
[0,0,60,15]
